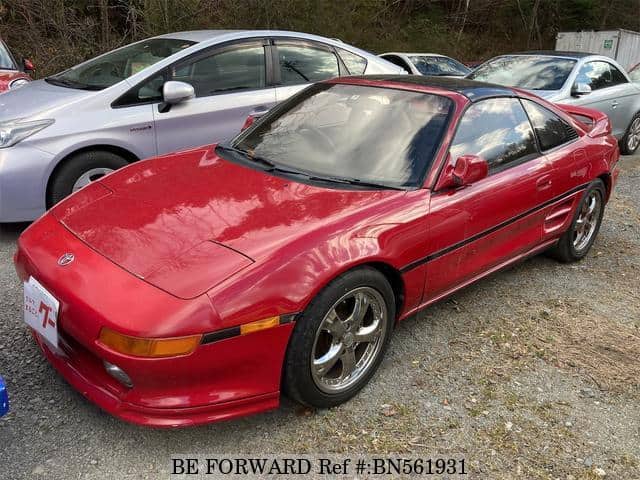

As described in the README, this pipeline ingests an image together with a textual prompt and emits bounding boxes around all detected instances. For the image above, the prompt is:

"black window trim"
[520,98,580,154]
[271,37,346,86]
[433,95,543,192]
[111,37,274,109]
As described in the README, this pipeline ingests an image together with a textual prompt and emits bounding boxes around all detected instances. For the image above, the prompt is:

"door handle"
[611,100,619,109]
[536,175,552,191]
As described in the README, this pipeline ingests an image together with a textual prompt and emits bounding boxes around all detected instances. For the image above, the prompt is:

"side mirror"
[23,58,35,73]
[439,154,488,190]
[159,81,195,113]
[162,81,195,105]
[571,82,592,97]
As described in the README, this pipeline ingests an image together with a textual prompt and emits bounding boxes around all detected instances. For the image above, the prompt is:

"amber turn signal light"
[98,328,202,358]
[240,316,280,335]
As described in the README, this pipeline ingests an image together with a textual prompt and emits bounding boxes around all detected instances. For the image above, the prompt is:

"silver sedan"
[468,52,640,155]
[0,30,403,222]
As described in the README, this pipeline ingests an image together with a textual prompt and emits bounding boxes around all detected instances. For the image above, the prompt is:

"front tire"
[47,151,129,207]
[284,267,395,408]
[549,179,605,263]
[620,112,640,155]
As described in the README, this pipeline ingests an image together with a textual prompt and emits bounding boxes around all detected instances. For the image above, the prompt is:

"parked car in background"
[0,30,403,222]
[15,76,618,427]
[0,38,32,93]
[468,52,640,155]
[630,63,640,83]
[379,52,470,77]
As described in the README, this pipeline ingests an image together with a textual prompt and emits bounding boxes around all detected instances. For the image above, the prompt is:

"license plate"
[24,277,60,349]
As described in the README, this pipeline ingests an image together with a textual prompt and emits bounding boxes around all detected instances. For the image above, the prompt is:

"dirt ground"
[0,154,638,480]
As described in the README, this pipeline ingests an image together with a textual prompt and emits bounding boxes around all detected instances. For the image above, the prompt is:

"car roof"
[508,50,595,59]
[381,52,447,57]
[342,75,517,102]
[154,30,239,42]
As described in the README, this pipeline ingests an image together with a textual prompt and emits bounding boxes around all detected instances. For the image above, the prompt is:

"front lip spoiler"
[34,333,280,428]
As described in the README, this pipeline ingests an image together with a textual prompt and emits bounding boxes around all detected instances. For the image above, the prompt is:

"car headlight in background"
[0,118,54,148]
[8,78,30,90]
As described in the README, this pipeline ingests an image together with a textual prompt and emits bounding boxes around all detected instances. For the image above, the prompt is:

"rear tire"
[283,267,395,408]
[620,112,640,155]
[549,179,605,263]
[47,151,129,207]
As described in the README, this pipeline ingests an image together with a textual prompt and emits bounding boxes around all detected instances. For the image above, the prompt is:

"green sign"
[603,39,614,49]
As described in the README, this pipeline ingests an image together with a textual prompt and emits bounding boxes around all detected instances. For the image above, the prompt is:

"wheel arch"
[597,173,612,201]
[45,144,139,207]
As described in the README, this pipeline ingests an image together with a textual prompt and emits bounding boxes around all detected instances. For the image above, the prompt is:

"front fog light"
[103,361,133,389]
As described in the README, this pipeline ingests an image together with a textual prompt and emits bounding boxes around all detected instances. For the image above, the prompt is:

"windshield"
[630,64,640,83]
[410,55,470,76]
[469,55,577,90]
[0,41,17,70]
[46,38,195,90]
[231,83,453,189]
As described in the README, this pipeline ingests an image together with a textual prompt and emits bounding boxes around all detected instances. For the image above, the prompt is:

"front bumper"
[0,143,53,222]
[15,213,296,427]
[33,329,287,427]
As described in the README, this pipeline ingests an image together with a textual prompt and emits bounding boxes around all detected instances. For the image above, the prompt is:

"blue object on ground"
[0,376,8,417]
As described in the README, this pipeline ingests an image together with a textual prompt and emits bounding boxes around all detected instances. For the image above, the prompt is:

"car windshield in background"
[630,65,640,83]
[231,83,453,189]
[0,41,17,70]
[469,55,577,90]
[46,38,195,90]
[410,56,470,76]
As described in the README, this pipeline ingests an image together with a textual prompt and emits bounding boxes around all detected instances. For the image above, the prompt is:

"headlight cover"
[0,118,54,148]
[8,78,30,90]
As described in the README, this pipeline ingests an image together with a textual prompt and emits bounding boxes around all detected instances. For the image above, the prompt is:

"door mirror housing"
[23,58,35,73]
[571,82,592,97]
[439,154,488,190]
[162,81,195,105]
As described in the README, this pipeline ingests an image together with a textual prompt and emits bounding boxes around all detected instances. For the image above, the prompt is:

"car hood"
[51,145,400,298]
[0,79,94,121]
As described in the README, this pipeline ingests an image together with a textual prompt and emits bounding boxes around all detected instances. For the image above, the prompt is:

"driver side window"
[575,61,627,91]
[449,98,537,174]
[114,43,267,107]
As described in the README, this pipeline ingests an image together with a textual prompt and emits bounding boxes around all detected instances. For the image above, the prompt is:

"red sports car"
[15,76,619,427]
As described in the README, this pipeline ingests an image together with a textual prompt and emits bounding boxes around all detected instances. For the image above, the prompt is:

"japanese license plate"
[24,277,60,349]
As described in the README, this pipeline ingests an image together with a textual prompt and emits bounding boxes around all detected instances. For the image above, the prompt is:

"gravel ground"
[1,154,638,480]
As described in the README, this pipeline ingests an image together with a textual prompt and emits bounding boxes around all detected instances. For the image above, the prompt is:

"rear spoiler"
[556,103,612,138]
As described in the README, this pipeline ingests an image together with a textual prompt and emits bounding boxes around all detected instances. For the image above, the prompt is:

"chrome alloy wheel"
[72,168,114,192]
[573,189,601,252]
[627,117,640,152]
[311,287,388,393]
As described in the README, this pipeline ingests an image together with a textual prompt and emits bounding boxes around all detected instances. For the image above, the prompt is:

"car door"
[272,39,343,102]
[568,60,636,137]
[520,98,587,241]
[153,39,277,154]
[424,97,554,301]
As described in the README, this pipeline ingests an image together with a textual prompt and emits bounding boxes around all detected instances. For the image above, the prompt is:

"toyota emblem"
[57,253,75,266]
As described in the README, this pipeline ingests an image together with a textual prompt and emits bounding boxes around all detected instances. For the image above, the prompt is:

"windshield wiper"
[217,146,405,190]
[305,175,405,191]
[217,145,277,170]
[45,77,104,91]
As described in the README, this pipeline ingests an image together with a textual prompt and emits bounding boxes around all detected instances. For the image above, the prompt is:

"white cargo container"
[556,29,640,71]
